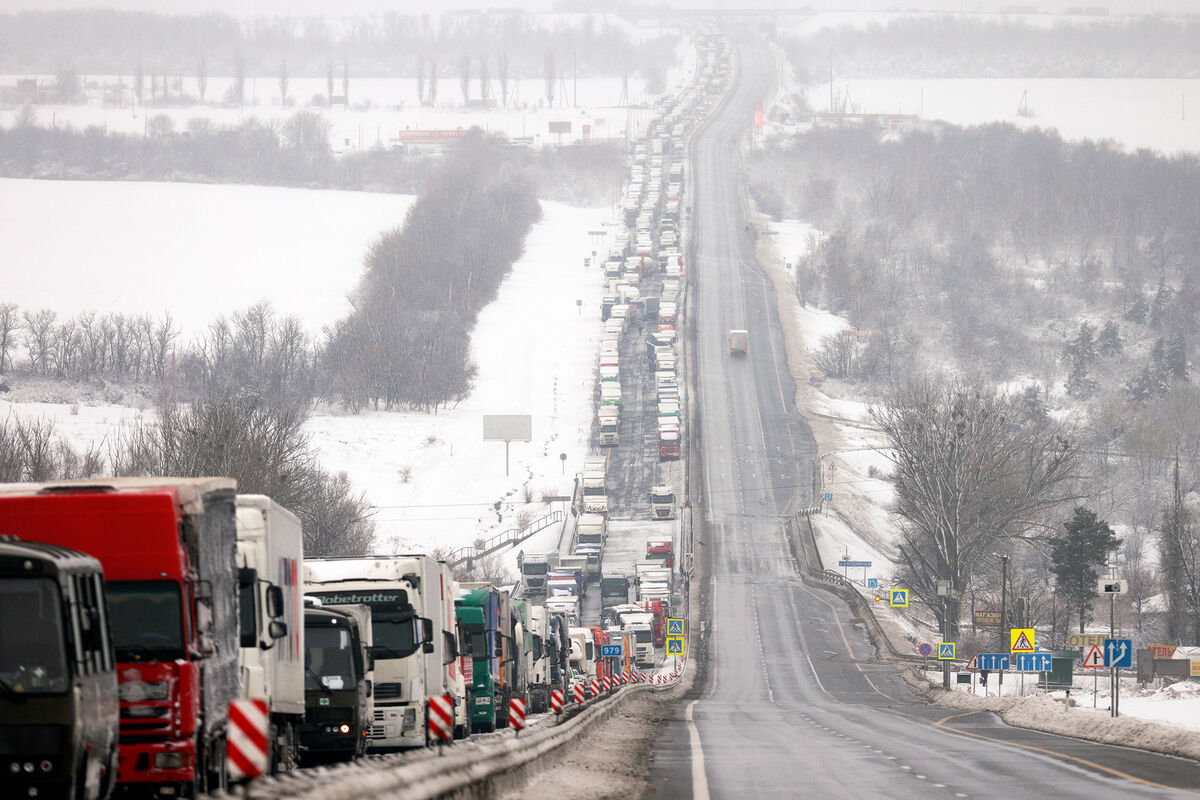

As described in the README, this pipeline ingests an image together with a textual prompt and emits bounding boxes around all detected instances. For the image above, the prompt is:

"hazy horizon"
[0,0,1196,18]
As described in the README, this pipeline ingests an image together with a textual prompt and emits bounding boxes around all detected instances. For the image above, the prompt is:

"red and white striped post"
[427,695,454,750]
[602,674,612,692]
[550,688,564,714]
[509,698,526,734]
[573,683,586,704]
[227,698,269,782]
[590,678,601,697]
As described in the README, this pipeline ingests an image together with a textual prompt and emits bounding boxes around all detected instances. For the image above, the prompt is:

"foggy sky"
[0,0,1195,18]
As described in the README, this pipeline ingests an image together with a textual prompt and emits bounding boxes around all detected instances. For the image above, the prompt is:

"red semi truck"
[0,478,242,797]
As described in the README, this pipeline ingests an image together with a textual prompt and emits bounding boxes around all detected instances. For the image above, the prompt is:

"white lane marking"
[685,699,710,800]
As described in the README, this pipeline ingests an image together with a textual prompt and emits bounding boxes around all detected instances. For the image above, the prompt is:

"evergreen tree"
[1123,294,1148,325]
[1151,279,1173,329]
[1021,384,1048,424]
[1167,332,1189,382]
[1096,320,1122,357]
[1052,507,1120,633]
[1161,459,1191,643]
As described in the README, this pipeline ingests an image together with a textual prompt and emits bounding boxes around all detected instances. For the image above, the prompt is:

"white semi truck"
[304,555,465,748]
[235,495,306,772]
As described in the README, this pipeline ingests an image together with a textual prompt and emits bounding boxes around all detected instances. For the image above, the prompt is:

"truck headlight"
[154,753,184,769]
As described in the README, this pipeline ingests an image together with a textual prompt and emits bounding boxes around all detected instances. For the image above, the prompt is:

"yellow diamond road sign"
[1010,628,1036,653]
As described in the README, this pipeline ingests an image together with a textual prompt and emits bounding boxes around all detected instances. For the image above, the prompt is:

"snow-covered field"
[305,201,613,559]
[803,77,1200,155]
[0,178,414,336]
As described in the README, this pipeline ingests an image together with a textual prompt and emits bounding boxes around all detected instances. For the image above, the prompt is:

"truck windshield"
[372,614,419,660]
[522,563,549,576]
[305,626,356,691]
[0,577,69,695]
[470,632,488,660]
[635,630,653,644]
[107,581,185,662]
[651,493,674,504]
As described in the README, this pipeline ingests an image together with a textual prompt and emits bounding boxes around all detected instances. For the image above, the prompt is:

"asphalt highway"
[647,33,1200,800]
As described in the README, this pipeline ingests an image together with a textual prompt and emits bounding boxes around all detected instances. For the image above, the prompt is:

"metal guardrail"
[447,510,566,567]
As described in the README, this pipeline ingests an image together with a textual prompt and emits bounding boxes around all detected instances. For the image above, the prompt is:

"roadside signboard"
[890,589,909,608]
[956,673,972,684]
[973,610,1002,627]
[1105,639,1133,669]
[667,618,685,636]
[918,643,933,657]
[601,644,623,658]
[838,560,872,568]
[666,636,685,657]
[978,653,1009,671]
[1082,644,1106,668]
[1010,628,1036,653]
[1067,633,1107,648]
[867,578,878,588]
[1014,653,1053,672]
[1191,661,1200,678]
[1098,579,1128,594]
[938,643,956,660]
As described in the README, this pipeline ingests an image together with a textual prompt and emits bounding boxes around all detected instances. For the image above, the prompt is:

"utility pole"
[997,553,1008,689]
[828,50,834,113]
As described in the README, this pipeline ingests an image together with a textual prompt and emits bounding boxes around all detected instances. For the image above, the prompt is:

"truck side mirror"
[365,679,373,698]
[265,585,285,619]
[268,620,287,640]
[421,617,434,643]
[423,641,435,654]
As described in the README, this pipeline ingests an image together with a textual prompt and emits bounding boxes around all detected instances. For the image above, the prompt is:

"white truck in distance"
[729,329,748,355]
[235,495,305,772]
[650,486,677,520]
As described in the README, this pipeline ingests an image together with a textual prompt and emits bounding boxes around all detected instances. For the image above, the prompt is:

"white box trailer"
[304,555,463,748]
[236,495,306,771]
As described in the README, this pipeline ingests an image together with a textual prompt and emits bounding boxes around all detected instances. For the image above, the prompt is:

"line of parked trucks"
[0,478,653,800]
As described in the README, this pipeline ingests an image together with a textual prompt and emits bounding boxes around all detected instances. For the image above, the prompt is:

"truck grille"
[374,682,404,701]
[369,726,389,740]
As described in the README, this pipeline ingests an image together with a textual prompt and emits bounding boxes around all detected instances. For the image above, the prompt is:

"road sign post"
[1105,638,1132,718]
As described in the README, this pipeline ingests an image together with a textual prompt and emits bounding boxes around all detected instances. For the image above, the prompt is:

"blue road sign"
[1014,653,1053,672]
[867,578,878,589]
[978,653,1010,671]
[938,643,956,660]
[838,560,872,568]
[918,643,933,657]
[601,644,623,658]
[667,619,684,636]
[1105,638,1133,669]
[890,590,908,607]
[824,493,834,502]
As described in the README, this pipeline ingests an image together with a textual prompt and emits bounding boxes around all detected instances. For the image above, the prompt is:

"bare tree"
[278,58,289,105]
[197,52,207,102]
[326,58,333,104]
[428,57,438,105]
[416,56,426,107]
[0,302,19,373]
[544,49,556,105]
[498,51,509,107]
[458,54,470,105]
[879,377,1082,635]
[479,55,490,105]
[134,60,144,104]
[342,56,349,106]
[22,308,57,375]
[233,48,245,109]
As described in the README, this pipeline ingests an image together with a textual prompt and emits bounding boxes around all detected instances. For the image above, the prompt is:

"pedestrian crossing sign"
[938,643,956,660]
[667,618,685,637]
[666,636,685,657]
[890,589,909,607]
[1010,628,1036,653]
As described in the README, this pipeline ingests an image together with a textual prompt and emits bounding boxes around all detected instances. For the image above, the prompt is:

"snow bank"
[922,679,1200,761]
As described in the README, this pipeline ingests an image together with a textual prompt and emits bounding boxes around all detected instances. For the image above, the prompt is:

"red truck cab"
[641,600,666,646]
[0,478,240,797]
